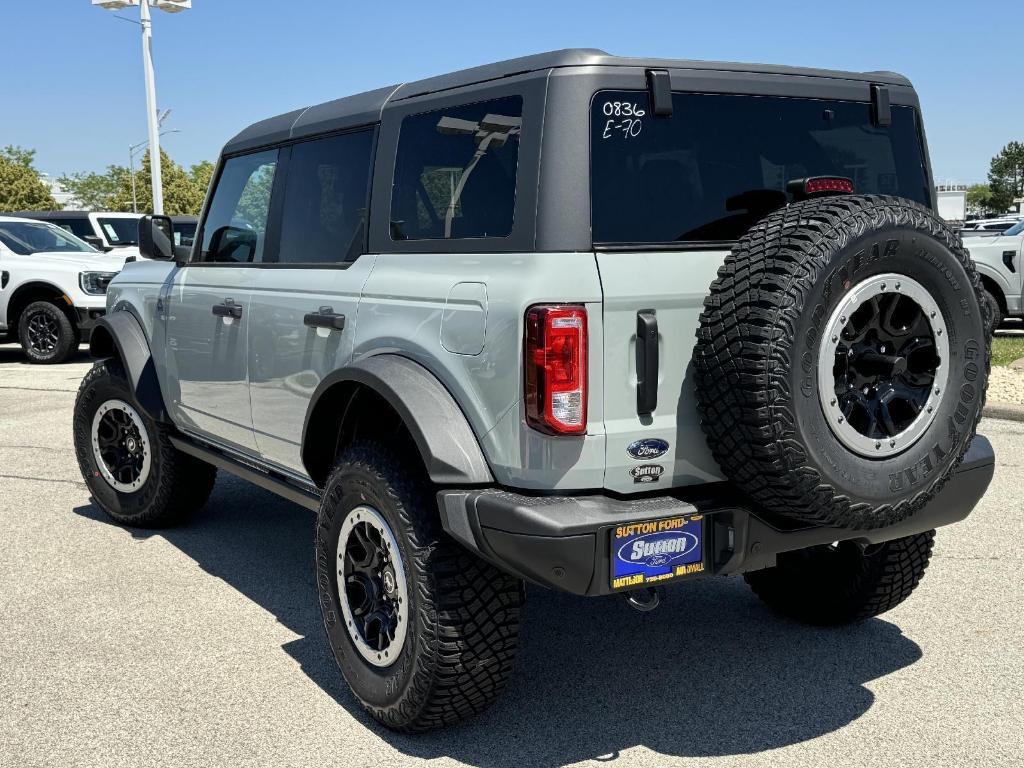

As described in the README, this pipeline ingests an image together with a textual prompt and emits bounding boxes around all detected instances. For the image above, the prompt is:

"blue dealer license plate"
[610,516,705,590]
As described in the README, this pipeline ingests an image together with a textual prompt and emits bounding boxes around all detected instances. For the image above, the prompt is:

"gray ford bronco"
[72,49,995,731]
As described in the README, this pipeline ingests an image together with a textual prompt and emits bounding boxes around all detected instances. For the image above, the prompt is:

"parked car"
[170,214,197,247]
[6,210,143,259]
[0,216,127,362]
[72,49,994,731]
[966,218,1024,328]
[961,217,1022,237]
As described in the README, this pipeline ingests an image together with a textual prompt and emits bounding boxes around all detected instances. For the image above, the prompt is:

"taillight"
[524,305,588,435]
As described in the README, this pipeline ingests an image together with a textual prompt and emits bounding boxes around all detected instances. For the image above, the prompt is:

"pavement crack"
[0,473,86,487]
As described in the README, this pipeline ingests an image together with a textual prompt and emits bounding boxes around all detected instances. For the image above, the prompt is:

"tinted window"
[390,96,522,240]
[591,92,930,244]
[53,218,95,239]
[97,217,140,245]
[0,221,97,255]
[200,150,278,263]
[173,221,197,246]
[277,130,374,264]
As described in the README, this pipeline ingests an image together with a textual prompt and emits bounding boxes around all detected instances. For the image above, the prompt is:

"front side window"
[96,217,140,246]
[277,130,374,264]
[591,91,930,245]
[54,218,95,239]
[390,96,522,241]
[0,221,98,255]
[200,150,278,263]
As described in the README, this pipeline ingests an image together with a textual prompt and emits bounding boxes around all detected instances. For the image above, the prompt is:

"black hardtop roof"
[223,48,913,155]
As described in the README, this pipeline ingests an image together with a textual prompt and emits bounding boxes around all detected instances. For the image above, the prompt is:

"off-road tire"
[19,300,77,364]
[744,531,936,625]
[316,440,524,732]
[73,359,217,527]
[980,287,1002,335]
[695,195,990,530]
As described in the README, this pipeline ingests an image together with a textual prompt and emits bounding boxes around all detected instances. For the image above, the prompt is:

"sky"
[1,0,1013,185]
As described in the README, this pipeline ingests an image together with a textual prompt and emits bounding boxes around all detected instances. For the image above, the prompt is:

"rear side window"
[276,130,374,264]
[591,91,930,245]
[200,150,278,263]
[390,96,522,240]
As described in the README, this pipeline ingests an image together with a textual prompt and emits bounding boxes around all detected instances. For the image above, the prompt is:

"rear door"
[247,129,376,475]
[591,88,933,494]
[165,149,279,454]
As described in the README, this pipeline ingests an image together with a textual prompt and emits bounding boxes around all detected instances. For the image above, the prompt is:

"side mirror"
[83,235,112,252]
[138,214,175,261]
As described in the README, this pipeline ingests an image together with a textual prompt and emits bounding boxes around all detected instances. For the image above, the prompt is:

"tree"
[0,145,59,211]
[189,160,214,199]
[966,183,995,215]
[987,141,1024,213]
[58,166,127,211]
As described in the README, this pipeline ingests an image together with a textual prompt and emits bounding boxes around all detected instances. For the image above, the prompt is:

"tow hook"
[623,587,661,612]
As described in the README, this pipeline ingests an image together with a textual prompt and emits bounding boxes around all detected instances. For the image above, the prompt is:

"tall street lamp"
[130,125,181,213]
[92,0,191,215]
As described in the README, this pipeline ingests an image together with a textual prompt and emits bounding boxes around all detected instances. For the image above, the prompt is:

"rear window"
[390,96,522,241]
[591,91,930,245]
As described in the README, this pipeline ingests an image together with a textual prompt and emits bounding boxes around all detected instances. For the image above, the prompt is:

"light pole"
[92,0,191,214]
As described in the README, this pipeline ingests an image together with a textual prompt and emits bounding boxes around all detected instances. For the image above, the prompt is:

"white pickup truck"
[966,218,1024,328]
[0,216,128,363]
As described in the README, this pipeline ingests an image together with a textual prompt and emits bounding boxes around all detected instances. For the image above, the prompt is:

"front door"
[247,130,376,475]
[165,149,279,454]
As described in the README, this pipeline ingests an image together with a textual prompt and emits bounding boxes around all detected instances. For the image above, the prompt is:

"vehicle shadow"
[74,475,922,766]
[0,342,92,365]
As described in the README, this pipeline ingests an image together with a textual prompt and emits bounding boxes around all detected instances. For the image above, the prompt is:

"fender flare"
[88,311,170,422]
[301,355,494,487]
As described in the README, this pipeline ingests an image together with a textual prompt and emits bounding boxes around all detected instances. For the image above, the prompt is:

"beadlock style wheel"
[91,398,152,493]
[336,505,409,668]
[818,273,949,458]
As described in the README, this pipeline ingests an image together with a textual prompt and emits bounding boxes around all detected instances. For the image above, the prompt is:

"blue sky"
[2,0,1013,184]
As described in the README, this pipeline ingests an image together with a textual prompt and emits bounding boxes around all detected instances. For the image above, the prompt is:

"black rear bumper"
[438,435,995,596]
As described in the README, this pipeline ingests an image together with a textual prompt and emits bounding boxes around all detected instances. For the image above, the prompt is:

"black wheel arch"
[301,355,494,489]
[7,281,76,333]
[89,311,170,423]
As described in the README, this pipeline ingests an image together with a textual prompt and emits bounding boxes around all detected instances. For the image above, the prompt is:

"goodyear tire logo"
[616,530,699,568]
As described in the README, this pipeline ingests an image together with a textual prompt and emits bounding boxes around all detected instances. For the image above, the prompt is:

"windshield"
[96,217,140,246]
[1003,220,1024,237]
[591,91,930,244]
[0,221,99,255]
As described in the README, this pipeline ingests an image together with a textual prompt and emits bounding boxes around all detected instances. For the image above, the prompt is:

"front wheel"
[19,300,77,364]
[316,441,524,732]
[73,359,217,527]
[744,531,936,625]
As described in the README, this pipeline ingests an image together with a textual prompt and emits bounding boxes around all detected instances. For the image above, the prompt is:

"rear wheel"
[745,531,936,625]
[19,300,77,364]
[980,287,1002,335]
[316,440,524,732]
[73,359,217,527]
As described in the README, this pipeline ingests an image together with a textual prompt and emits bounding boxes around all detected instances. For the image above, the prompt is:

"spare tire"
[695,195,990,530]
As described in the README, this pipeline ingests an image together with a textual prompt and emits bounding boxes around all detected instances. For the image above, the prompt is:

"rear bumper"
[438,435,995,596]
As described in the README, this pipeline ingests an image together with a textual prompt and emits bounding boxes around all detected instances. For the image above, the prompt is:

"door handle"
[304,307,346,331]
[212,300,242,319]
[636,309,659,416]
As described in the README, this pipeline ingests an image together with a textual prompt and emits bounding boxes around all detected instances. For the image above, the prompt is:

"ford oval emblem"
[627,438,669,460]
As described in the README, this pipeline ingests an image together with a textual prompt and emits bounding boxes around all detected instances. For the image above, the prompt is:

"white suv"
[0,216,128,363]
[7,210,144,260]
[966,218,1024,328]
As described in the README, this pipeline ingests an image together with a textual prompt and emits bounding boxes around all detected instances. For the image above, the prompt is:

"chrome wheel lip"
[336,505,409,668]
[817,273,949,458]
[90,399,152,493]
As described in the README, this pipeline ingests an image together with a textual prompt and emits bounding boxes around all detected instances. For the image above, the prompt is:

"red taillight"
[803,176,855,195]
[524,305,588,435]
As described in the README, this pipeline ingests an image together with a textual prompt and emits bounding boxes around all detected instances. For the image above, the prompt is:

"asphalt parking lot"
[1,343,1022,768]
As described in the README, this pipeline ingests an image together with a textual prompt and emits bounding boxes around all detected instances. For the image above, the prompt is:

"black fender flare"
[88,311,170,422]
[301,355,493,487]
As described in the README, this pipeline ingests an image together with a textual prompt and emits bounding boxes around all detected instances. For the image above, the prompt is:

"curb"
[983,402,1024,422]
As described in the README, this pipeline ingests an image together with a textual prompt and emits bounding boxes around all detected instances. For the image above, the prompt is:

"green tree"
[987,141,1024,213]
[189,160,215,199]
[0,145,59,211]
[58,166,128,211]
[966,183,995,214]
